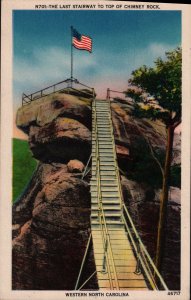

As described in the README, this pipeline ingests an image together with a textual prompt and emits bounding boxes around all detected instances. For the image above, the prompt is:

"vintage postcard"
[0,0,190,299]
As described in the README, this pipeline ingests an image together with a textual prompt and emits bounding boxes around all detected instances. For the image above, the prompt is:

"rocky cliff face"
[13,92,97,290]
[13,91,181,290]
[110,98,181,290]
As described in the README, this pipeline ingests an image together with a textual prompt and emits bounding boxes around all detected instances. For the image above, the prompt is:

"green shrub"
[13,138,37,203]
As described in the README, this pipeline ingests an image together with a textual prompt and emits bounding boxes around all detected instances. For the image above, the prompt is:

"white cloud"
[13,42,179,108]
[14,46,97,93]
[148,42,174,58]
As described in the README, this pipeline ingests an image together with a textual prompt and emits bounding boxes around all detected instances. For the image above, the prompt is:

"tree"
[125,48,181,274]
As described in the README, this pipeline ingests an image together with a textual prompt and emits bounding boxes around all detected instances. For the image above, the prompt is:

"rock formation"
[13,92,97,290]
[13,91,181,290]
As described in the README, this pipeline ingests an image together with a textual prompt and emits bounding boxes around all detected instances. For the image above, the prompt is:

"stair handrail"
[106,88,126,100]
[93,101,113,288]
[123,203,168,290]
[93,99,119,289]
[107,99,168,290]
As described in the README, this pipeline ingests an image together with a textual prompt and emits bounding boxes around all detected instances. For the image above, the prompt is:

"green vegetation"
[125,138,181,189]
[126,47,181,271]
[127,137,164,189]
[13,138,37,203]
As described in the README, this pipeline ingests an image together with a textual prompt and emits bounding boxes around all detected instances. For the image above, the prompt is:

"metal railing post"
[102,238,108,274]
[106,88,110,99]
[134,239,142,275]
[74,233,92,290]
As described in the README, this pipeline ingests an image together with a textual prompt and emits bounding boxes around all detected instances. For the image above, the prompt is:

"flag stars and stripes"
[72,27,92,53]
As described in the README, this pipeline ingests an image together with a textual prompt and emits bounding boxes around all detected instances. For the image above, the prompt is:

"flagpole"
[71,26,73,86]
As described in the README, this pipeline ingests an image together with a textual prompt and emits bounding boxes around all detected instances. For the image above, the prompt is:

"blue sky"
[13,10,181,138]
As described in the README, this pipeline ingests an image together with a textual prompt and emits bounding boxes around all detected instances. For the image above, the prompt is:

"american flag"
[72,27,92,53]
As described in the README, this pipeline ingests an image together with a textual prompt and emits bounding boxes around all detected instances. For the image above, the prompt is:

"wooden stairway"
[90,99,148,290]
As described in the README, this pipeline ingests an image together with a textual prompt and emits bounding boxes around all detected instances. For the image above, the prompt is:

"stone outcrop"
[13,92,97,290]
[17,93,92,163]
[12,162,97,290]
[67,160,85,173]
[13,91,181,290]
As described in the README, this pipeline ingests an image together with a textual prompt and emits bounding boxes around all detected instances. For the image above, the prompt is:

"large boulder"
[12,163,98,290]
[17,92,92,131]
[28,117,91,163]
[17,93,92,163]
[67,160,85,173]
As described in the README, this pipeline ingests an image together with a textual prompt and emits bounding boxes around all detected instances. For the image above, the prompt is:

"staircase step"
[97,127,111,135]
[91,198,121,205]
[101,197,121,202]
[95,110,109,112]
[91,205,121,211]
[91,220,124,229]
[92,151,114,156]
[98,148,114,152]
[95,102,109,105]
[95,108,109,110]
[95,118,110,121]
[92,148,114,152]
[91,169,116,175]
[92,142,113,146]
[91,191,119,197]
[91,186,119,192]
[97,138,114,142]
[92,148,114,153]
[92,130,111,134]
[91,185,118,190]
[93,116,109,119]
[102,187,119,192]
[92,155,113,158]
[100,176,117,181]
[99,163,116,168]
[93,135,111,139]
[93,120,110,124]
[99,158,116,162]
[91,178,118,184]
[92,157,115,161]
[91,212,121,218]
[91,204,121,211]
[95,123,111,127]
[96,116,110,118]
[95,103,109,105]
[96,126,111,129]
[96,132,111,135]
[100,166,116,170]
[98,151,114,156]
[91,180,118,186]
[102,192,120,197]
[92,138,114,142]
[95,127,111,130]
[98,146,114,149]
[100,170,116,175]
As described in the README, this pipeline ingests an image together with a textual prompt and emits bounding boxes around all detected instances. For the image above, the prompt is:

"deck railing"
[22,77,95,106]
[106,88,126,100]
